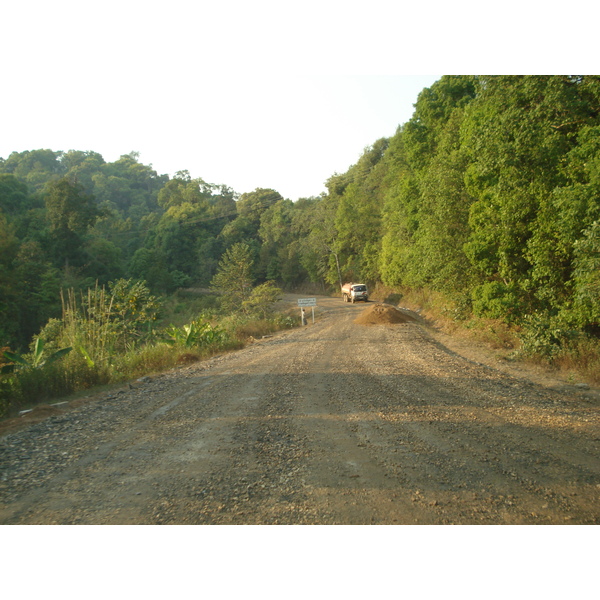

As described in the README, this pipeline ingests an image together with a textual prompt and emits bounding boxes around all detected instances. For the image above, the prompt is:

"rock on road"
[1,295,599,524]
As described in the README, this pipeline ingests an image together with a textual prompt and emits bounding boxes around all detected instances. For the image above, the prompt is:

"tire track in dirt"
[1,296,598,524]
[337,318,599,523]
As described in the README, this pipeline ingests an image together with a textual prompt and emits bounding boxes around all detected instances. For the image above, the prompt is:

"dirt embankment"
[354,303,417,326]
[1,296,598,524]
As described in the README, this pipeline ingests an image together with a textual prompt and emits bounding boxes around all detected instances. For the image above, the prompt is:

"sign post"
[297,298,317,324]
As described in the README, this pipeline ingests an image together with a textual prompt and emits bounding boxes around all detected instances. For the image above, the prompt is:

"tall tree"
[44,177,101,269]
[0,149,64,192]
[0,174,31,216]
[210,242,254,312]
[462,76,600,317]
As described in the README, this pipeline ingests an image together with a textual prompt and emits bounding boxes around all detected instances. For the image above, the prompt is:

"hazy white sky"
[1,1,593,200]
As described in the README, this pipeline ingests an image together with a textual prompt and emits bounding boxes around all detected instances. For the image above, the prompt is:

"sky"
[1,73,441,200]
[3,1,595,202]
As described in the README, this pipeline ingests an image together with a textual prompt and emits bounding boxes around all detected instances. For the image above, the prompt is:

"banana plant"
[163,320,225,348]
[163,322,201,348]
[2,338,72,372]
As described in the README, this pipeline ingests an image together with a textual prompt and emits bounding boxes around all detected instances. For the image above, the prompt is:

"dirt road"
[1,296,598,524]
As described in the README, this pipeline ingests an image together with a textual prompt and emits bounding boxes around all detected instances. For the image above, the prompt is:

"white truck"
[341,282,369,303]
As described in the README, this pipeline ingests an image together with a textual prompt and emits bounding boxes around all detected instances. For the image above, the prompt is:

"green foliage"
[107,278,162,339]
[0,149,63,192]
[290,194,340,287]
[570,220,600,330]
[236,188,282,228]
[58,279,162,370]
[2,76,600,399]
[0,338,74,417]
[210,242,255,312]
[0,374,14,418]
[471,281,519,321]
[514,314,577,360]
[0,174,31,215]
[163,319,227,349]
[242,281,283,319]
[2,338,72,372]
[462,76,600,317]
[257,199,305,283]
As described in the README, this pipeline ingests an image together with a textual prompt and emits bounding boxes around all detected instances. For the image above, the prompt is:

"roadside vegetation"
[376,285,600,386]
[0,266,294,418]
[1,76,599,417]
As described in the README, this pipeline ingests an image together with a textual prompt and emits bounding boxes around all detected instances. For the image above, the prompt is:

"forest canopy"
[1,76,599,354]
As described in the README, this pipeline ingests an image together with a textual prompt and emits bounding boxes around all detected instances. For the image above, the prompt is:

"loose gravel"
[1,297,598,524]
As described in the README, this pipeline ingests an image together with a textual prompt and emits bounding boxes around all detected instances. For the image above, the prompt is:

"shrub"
[513,313,578,360]
[241,281,283,318]
[163,319,228,349]
[0,375,16,418]
[471,281,520,321]
[60,279,162,367]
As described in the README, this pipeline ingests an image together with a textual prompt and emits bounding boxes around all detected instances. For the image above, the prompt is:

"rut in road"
[0,297,598,524]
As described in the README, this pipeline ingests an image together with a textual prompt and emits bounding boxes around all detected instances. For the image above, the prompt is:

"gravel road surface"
[1,295,598,524]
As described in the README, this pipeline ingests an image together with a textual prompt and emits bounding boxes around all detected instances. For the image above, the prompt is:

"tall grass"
[0,285,298,419]
[554,336,600,384]
[61,285,116,367]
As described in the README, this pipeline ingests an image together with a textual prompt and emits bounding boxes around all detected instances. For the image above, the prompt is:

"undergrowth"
[0,284,299,420]
[372,284,600,385]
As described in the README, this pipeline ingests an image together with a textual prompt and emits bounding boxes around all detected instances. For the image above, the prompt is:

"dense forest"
[1,76,599,367]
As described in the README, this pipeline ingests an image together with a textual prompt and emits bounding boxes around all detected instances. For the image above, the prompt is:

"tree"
[291,193,342,288]
[13,240,61,345]
[236,188,283,227]
[0,174,31,216]
[0,149,64,193]
[0,212,20,346]
[331,139,389,283]
[570,221,600,332]
[60,150,106,196]
[257,199,297,282]
[242,281,282,318]
[210,242,254,312]
[379,77,479,292]
[462,76,600,316]
[44,177,101,269]
[222,189,283,250]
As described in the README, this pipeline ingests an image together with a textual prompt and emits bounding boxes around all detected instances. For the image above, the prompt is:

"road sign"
[297,297,317,307]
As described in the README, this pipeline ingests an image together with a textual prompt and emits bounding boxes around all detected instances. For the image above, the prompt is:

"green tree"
[60,150,106,195]
[570,221,600,332]
[0,149,64,193]
[331,139,389,283]
[44,177,101,269]
[409,108,475,294]
[257,199,299,282]
[0,174,31,216]
[289,192,342,288]
[379,76,478,292]
[379,129,419,287]
[242,281,283,318]
[0,213,20,346]
[236,188,283,228]
[221,188,283,252]
[13,240,61,345]
[462,76,600,316]
[210,242,254,312]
